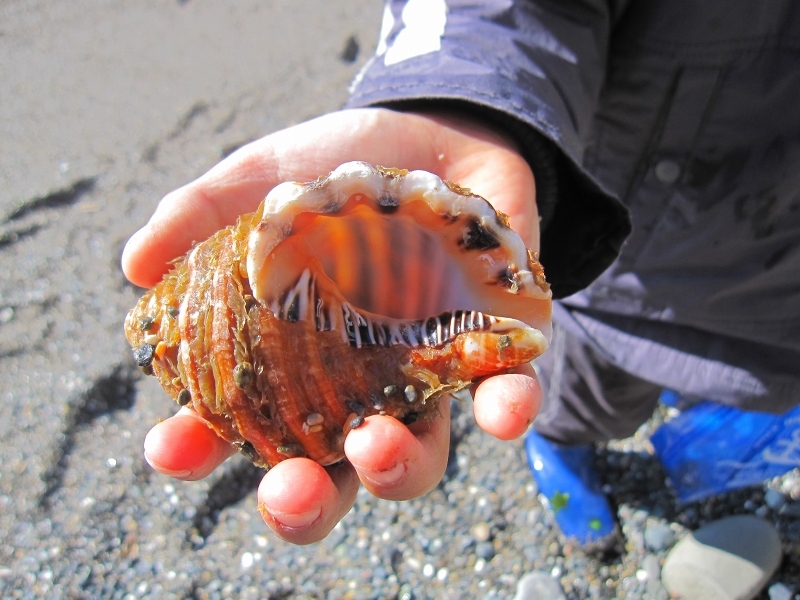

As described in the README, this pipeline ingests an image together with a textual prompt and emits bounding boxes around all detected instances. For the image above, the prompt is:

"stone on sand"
[662,515,782,600]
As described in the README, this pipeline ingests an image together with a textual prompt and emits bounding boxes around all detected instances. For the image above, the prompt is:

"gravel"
[1,2,799,599]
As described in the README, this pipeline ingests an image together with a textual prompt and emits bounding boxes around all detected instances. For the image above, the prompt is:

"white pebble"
[768,582,794,600]
[513,571,567,600]
[663,515,781,600]
[422,563,435,578]
[0,307,13,324]
[471,522,491,543]
[240,552,254,569]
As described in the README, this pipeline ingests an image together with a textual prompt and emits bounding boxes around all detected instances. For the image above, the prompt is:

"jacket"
[346,0,800,411]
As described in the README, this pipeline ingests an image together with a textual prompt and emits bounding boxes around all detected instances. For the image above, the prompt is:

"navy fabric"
[346,0,800,411]
[347,0,633,298]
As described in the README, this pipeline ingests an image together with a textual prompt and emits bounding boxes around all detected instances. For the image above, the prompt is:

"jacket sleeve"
[345,0,632,298]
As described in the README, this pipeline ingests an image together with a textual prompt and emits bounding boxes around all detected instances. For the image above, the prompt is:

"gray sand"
[1,2,798,598]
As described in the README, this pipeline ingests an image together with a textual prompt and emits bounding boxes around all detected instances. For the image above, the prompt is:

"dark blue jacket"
[347,0,800,411]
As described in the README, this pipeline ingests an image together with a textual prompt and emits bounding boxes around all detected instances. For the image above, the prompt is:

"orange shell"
[125,163,551,468]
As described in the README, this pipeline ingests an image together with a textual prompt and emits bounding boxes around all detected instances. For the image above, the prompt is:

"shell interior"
[247,162,551,351]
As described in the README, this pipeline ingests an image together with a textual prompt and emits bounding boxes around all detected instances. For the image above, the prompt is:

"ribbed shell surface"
[125,164,551,469]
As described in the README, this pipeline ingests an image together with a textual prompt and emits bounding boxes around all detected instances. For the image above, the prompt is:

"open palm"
[122,108,544,544]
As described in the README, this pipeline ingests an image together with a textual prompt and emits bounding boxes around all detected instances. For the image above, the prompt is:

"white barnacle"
[404,385,418,404]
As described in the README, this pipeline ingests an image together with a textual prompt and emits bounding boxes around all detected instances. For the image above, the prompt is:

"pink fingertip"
[474,373,541,440]
[142,412,233,481]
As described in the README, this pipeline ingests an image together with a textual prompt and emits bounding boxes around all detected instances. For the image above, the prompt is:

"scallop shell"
[125,162,551,468]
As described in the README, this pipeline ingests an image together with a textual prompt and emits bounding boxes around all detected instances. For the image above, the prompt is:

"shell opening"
[247,163,551,357]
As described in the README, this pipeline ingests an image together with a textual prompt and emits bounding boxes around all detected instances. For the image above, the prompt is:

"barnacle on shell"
[125,162,552,469]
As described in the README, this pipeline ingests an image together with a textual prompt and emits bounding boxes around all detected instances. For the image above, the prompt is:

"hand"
[123,108,545,544]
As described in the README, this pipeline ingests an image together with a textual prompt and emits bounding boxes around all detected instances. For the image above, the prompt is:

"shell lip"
[247,162,550,301]
[245,162,552,355]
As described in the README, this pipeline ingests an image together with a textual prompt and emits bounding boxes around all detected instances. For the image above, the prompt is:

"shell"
[125,162,552,468]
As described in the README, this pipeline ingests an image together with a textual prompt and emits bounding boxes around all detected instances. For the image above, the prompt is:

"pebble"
[781,474,800,499]
[662,515,782,600]
[471,522,492,543]
[644,521,676,551]
[642,554,661,581]
[456,535,474,553]
[768,582,795,600]
[513,571,566,600]
[764,489,788,510]
[397,583,414,600]
[475,541,495,561]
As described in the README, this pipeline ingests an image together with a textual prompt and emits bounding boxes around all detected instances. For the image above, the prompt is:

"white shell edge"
[247,162,550,304]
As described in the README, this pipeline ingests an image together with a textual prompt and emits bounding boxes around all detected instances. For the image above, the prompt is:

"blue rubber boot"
[525,429,617,547]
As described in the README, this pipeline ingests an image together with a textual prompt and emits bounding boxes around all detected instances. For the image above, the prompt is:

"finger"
[120,122,317,287]
[344,400,451,501]
[122,109,441,287]
[121,162,279,288]
[143,407,236,481]
[414,111,539,250]
[121,107,536,287]
[472,365,542,441]
[257,458,359,545]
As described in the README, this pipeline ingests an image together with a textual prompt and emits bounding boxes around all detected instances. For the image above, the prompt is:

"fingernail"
[143,452,193,479]
[357,461,405,486]
[263,505,321,529]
